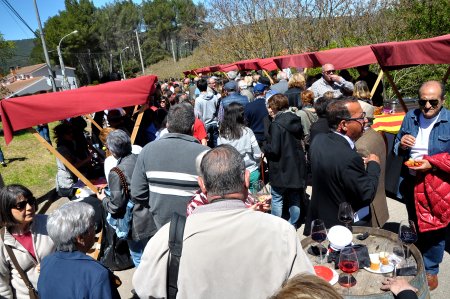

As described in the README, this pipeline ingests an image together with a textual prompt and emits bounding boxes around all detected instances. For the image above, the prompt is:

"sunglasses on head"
[418,99,439,107]
[14,197,36,210]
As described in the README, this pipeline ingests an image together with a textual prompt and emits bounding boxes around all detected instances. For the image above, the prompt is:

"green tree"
[0,33,15,75]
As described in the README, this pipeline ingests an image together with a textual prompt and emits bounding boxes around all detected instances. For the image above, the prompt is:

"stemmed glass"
[338,247,359,294]
[252,180,270,203]
[390,242,405,277]
[311,219,327,264]
[398,220,418,267]
[338,202,354,232]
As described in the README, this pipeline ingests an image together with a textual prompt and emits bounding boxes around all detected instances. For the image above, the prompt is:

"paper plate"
[327,225,353,250]
[364,263,394,274]
[314,266,338,285]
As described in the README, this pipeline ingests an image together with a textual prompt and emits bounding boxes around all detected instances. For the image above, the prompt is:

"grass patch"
[1,122,58,199]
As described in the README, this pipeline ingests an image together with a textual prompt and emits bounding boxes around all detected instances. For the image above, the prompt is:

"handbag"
[1,228,40,299]
[106,166,135,239]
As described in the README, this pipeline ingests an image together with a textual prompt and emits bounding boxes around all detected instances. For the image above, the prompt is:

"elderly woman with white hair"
[37,202,120,298]
[97,129,154,267]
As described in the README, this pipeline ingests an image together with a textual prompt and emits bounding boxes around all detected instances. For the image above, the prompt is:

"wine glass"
[338,247,359,294]
[338,202,354,232]
[252,180,271,204]
[390,242,405,277]
[398,220,418,267]
[311,219,327,264]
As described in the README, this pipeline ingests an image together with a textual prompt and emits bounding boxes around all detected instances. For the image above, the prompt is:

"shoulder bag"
[167,213,187,299]
[106,166,135,239]
[0,227,40,299]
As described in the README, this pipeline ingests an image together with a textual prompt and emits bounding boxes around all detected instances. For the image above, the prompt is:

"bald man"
[309,63,354,100]
[394,81,450,291]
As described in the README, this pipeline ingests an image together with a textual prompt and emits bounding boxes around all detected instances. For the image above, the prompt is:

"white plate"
[329,268,339,285]
[364,263,394,274]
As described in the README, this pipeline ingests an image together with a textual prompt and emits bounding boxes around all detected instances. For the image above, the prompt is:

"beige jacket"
[133,200,314,299]
[0,214,55,299]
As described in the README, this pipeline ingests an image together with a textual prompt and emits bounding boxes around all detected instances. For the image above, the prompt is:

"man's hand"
[366,153,380,164]
[410,159,433,172]
[329,74,343,83]
[400,134,416,149]
[381,277,418,295]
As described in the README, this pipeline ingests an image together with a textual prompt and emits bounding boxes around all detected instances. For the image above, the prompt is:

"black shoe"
[1,162,6,167]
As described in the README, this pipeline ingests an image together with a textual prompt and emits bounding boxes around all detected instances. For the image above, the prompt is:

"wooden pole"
[370,69,384,100]
[442,65,450,84]
[263,70,274,85]
[85,114,102,131]
[383,69,408,113]
[29,129,98,193]
[130,104,147,144]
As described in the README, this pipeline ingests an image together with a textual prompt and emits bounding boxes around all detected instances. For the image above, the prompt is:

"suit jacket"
[355,128,389,227]
[305,132,381,234]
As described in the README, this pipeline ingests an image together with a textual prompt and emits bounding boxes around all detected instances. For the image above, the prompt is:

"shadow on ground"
[37,188,59,214]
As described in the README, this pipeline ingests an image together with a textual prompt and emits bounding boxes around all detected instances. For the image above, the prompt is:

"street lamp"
[119,46,130,80]
[57,30,78,90]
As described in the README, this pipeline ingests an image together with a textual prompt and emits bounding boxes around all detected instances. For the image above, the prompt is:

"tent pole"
[383,69,408,112]
[442,65,450,84]
[370,70,384,100]
[263,70,274,85]
[130,104,147,144]
[85,114,102,131]
[29,128,98,194]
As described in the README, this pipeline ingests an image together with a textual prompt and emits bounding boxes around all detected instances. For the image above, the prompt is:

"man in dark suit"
[305,97,381,234]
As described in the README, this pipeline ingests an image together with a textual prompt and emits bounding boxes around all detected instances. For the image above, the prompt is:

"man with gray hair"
[131,102,209,233]
[270,71,289,94]
[309,63,354,100]
[133,145,314,299]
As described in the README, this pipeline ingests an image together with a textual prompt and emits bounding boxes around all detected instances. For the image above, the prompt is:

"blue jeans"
[206,124,218,148]
[37,124,52,145]
[0,146,4,162]
[271,186,300,227]
[127,237,149,267]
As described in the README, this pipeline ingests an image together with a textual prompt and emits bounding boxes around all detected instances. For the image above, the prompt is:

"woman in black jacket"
[98,130,156,266]
[263,94,307,228]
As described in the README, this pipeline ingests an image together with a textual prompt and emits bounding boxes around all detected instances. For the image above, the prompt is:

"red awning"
[220,63,238,72]
[371,34,450,69]
[273,52,317,69]
[0,75,158,144]
[258,58,278,71]
[312,45,377,70]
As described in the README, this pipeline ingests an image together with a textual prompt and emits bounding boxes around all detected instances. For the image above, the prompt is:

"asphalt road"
[42,190,448,298]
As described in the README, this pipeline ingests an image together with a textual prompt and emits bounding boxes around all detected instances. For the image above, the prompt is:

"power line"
[0,0,39,38]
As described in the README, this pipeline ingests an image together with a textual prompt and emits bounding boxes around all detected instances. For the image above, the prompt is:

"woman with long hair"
[218,102,262,188]
[0,185,55,298]
[353,80,372,104]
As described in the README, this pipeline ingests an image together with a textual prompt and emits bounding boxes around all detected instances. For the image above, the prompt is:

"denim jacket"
[394,108,450,158]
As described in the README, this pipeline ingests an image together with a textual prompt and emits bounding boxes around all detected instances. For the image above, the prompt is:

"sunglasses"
[343,112,367,122]
[13,197,36,210]
[418,99,439,107]
[324,70,335,75]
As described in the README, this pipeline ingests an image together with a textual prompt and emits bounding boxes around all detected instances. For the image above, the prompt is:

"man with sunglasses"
[394,81,450,291]
[305,98,381,234]
[309,63,354,100]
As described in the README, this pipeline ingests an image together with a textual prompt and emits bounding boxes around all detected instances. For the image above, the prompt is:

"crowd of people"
[0,63,448,298]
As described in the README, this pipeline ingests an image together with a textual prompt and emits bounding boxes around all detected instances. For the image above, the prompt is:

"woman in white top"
[218,102,262,189]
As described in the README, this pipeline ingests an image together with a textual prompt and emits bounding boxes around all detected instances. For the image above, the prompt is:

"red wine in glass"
[311,219,327,264]
[338,202,354,232]
[338,248,359,291]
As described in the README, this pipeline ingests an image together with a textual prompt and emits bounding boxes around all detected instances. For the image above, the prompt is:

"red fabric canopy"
[258,58,278,71]
[220,63,238,72]
[0,75,157,144]
[312,45,377,70]
[273,52,317,69]
[371,34,450,69]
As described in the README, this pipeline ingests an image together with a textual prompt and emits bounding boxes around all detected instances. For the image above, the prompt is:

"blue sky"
[0,0,143,41]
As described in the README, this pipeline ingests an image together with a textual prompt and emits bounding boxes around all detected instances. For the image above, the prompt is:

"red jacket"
[414,152,450,232]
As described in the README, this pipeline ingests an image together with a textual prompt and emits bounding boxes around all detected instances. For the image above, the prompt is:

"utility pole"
[135,29,145,75]
[33,0,56,92]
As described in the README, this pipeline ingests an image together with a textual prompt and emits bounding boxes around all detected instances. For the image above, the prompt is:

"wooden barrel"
[301,226,430,299]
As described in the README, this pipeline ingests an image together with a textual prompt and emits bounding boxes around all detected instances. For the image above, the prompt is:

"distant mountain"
[1,38,35,74]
